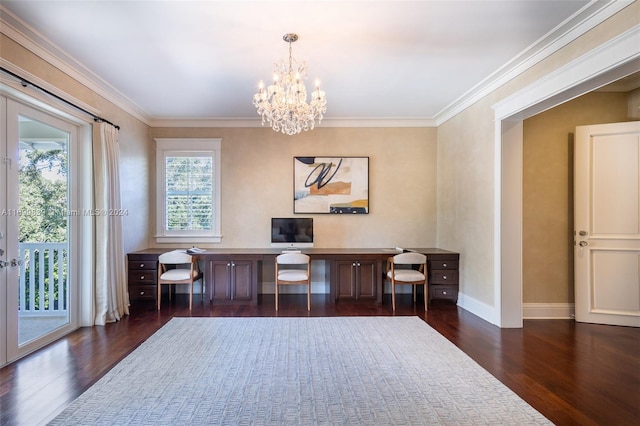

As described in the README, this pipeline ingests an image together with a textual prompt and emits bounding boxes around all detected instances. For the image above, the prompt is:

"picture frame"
[293,156,369,214]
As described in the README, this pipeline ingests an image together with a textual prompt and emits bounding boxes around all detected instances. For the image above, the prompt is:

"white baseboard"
[456,292,500,326]
[175,283,574,320]
[523,303,575,319]
[457,293,575,323]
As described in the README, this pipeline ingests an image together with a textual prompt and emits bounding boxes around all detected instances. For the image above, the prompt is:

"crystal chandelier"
[253,33,327,136]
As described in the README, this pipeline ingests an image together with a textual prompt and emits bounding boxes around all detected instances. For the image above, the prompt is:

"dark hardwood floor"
[1,294,639,425]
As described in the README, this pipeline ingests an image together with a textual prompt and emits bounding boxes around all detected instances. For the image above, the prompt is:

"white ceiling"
[1,1,618,125]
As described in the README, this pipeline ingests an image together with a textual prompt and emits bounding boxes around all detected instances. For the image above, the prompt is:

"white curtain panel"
[93,122,129,325]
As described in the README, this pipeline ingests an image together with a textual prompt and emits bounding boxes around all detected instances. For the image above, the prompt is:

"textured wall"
[522,91,629,303]
[148,126,438,249]
[1,34,151,255]
[3,0,637,321]
[436,2,639,309]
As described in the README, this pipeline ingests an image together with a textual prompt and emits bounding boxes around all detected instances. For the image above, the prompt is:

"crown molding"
[492,25,640,121]
[2,6,432,129]
[0,58,100,117]
[434,0,635,126]
[0,5,152,125]
[149,117,437,128]
[1,1,632,129]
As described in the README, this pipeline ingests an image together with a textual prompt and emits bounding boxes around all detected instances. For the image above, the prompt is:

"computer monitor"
[270,218,314,248]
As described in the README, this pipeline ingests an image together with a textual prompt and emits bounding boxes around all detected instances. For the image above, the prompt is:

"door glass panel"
[18,115,69,345]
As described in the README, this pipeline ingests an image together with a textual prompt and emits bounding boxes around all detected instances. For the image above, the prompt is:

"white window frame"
[154,138,221,243]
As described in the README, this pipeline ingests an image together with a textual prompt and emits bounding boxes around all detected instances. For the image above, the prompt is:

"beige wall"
[148,127,438,249]
[2,0,638,321]
[630,88,640,120]
[437,101,496,306]
[437,1,639,309]
[1,34,151,255]
[522,92,629,304]
[1,34,438,295]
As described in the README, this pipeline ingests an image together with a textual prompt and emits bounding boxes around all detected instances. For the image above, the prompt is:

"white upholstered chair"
[157,250,203,310]
[275,253,311,311]
[386,252,428,312]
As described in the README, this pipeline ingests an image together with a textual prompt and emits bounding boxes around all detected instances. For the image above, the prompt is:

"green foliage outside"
[19,148,68,310]
[166,156,213,231]
[19,149,68,243]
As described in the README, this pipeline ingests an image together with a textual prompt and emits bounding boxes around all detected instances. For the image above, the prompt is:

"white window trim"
[154,138,221,243]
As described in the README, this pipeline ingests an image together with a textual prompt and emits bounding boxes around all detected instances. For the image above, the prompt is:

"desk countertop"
[130,247,459,257]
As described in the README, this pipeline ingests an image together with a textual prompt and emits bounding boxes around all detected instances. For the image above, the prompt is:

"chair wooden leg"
[157,284,161,310]
[424,282,428,311]
[391,283,396,311]
[307,283,311,311]
[275,282,279,311]
[189,283,193,310]
[413,285,416,303]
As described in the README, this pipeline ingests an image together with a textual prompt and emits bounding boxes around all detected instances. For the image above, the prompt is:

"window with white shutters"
[154,139,221,243]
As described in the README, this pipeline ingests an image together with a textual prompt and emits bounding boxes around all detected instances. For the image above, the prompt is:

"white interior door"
[574,121,640,327]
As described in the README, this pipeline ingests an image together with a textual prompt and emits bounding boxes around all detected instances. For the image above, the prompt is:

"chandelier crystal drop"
[253,33,327,136]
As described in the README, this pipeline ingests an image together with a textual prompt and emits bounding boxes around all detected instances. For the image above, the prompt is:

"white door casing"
[574,121,640,327]
[2,97,81,364]
[0,95,7,366]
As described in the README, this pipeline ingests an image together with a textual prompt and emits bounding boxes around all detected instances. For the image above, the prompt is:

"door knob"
[0,260,7,269]
[579,241,588,247]
[579,230,588,236]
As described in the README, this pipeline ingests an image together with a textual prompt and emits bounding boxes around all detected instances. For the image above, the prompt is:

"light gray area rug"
[50,317,551,425]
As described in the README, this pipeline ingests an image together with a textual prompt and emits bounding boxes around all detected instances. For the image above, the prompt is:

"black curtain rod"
[0,66,120,130]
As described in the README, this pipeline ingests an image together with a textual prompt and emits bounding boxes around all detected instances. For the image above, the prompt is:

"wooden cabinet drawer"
[429,260,458,270]
[129,285,156,300]
[430,285,457,300]
[128,271,156,284]
[430,270,458,285]
[127,253,160,306]
[128,260,157,270]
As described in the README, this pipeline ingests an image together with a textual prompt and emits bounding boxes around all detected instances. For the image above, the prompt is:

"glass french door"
[1,97,79,365]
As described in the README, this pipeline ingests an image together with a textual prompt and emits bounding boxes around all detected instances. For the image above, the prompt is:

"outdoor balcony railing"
[19,242,68,315]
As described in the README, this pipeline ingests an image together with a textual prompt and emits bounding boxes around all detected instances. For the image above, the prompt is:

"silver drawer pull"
[443,275,447,280]
[443,291,447,295]
[140,275,145,280]
[140,263,145,268]
[443,263,447,267]
[140,291,145,295]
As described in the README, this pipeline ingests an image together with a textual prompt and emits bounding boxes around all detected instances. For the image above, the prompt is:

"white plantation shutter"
[154,138,221,243]
[165,156,213,231]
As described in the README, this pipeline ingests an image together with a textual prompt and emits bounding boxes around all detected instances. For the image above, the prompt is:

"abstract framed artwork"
[294,156,369,214]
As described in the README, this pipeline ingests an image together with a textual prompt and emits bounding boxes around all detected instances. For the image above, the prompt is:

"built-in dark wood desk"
[127,248,459,307]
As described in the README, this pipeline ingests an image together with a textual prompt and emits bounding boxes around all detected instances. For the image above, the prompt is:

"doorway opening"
[494,31,639,327]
